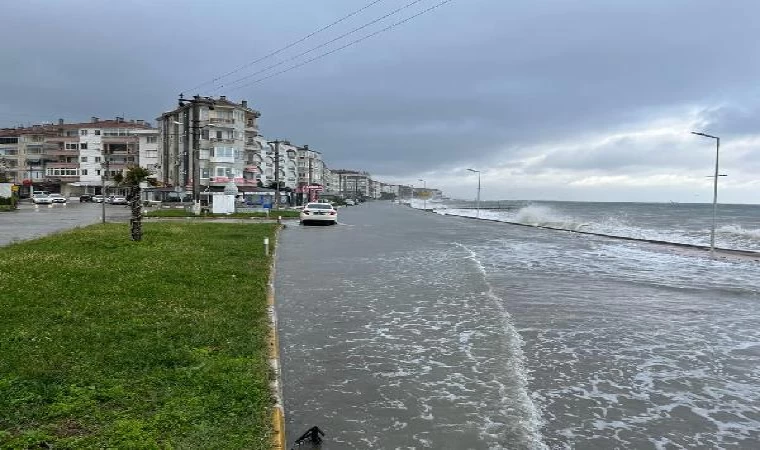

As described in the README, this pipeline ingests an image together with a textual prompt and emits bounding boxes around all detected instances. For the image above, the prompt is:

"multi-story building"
[157,95,261,197]
[296,145,324,186]
[279,141,299,191]
[0,117,155,196]
[322,168,340,195]
[333,169,371,199]
[132,128,160,177]
[0,127,45,194]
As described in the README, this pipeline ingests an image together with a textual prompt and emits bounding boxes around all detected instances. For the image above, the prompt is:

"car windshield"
[306,204,331,209]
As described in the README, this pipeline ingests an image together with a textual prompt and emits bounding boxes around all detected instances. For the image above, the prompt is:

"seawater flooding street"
[277,202,760,449]
[0,202,131,246]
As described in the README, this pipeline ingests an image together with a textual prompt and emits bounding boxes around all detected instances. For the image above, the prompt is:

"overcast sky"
[2,0,759,202]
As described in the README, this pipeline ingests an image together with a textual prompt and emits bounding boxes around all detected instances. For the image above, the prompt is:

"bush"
[0,196,18,209]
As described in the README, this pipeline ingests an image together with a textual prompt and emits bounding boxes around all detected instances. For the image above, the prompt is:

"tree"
[122,166,152,241]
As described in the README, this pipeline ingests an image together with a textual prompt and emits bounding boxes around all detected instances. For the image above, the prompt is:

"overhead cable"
[212,0,429,92]
[228,0,455,92]
[182,0,388,94]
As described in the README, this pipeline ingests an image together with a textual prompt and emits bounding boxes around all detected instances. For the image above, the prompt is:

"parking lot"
[0,200,131,246]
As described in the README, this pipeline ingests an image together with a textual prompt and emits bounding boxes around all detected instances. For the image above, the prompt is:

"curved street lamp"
[466,168,481,218]
[691,131,721,259]
[418,178,426,210]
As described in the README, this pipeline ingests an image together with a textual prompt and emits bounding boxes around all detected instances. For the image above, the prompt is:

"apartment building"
[322,168,340,195]
[0,127,50,195]
[157,96,261,198]
[0,118,155,196]
[332,169,371,199]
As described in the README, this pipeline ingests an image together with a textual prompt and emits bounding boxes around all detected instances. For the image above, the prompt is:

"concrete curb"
[267,225,286,450]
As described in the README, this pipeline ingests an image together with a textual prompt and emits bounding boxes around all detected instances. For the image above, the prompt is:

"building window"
[146,136,157,143]
[215,167,234,177]
[146,150,158,158]
[81,156,88,162]
[46,168,79,176]
[81,130,88,136]
[201,168,209,179]
[95,156,101,163]
[212,147,235,158]
[96,170,101,175]
[81,169,88,175]
[95,130,101,136]
[80,143,88,150]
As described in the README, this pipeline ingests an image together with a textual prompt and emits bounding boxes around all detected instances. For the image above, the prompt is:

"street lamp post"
[418,179,426,210]
[691,131,721,259]
[466,169,481,218]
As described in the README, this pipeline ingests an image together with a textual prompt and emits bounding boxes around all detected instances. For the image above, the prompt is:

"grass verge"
[145,209,300,219]
[0,222,278,449]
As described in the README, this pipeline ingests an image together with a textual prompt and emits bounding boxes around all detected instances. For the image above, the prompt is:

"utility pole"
[101,155,109,224]
[308,157,313,203]
[178,94,215,212]
[268,140,282,210]
[191,100,201,206]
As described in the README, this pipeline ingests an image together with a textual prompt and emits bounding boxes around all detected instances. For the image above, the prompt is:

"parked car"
[344,199,355,206]
[92,195,104,203]
[32,194,53,205]
[48,193,67,203]
[79,194,93,202]
[108,196,128,205]
[300,202,337,225]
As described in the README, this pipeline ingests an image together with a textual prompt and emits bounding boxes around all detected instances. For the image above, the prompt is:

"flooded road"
[275,202,760,449]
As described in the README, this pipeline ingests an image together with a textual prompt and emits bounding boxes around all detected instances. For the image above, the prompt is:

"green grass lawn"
[0,222,278,449]
[145,209,300,219]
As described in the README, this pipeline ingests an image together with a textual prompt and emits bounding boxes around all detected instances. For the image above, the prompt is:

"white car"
[48,193,67,203]
[107,196,128,205]
[32,194,53,205]
[300,202,337,225]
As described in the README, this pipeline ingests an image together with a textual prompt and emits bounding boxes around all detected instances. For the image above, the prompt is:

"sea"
[276,200,760,449]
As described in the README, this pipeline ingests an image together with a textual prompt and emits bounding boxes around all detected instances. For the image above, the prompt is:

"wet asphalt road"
[0,201,131,246]
[275,202,541,449]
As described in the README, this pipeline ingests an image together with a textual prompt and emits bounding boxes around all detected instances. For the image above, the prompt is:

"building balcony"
[47,162,79,169]
[45,175,80,182]
[107,150,137,156]
[45,149,79,157]
[209,156,235,164]
[209,138,236,144]
[209,118,235,125]
[46,136,79,142]
[102,136,138,142]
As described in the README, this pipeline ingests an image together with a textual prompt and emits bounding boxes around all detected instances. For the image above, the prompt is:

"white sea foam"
[718,224,760,239]
[453,242,547,449]
[437,203,760,251]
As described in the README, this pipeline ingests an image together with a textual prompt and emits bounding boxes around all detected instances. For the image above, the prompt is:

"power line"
[183,0,387,94]
[211,0,429,93]
[227,0,456,93]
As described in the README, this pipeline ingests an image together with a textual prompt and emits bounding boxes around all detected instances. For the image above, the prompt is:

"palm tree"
[122,166,152,241]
